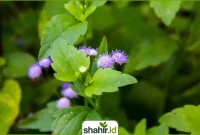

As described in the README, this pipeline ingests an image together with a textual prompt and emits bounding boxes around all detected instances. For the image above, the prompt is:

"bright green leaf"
[85,68,137,97]
[0,80,21,134]
[39,14,87,59]
[159,105,200,134]
[134,118,146,135]
[148,124,169,135]
[3,52,36,78]
[119,127,130,135]
[51,39,90,82]
[51,106,101,134]
[65,1,84,21]
[150,0,182,26]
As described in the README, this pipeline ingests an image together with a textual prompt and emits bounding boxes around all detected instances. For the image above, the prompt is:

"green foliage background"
[1,0,200,134]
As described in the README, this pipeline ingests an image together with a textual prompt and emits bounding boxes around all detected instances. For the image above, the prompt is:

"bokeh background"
[1,1,200,134]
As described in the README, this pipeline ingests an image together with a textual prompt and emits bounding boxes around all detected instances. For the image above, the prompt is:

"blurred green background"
[1,1,200,134]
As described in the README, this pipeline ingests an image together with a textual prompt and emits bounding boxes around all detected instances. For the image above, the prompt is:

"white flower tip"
[79,66,87,73]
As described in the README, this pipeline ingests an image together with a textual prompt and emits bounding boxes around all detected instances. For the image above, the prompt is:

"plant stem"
[87,98,96,108]
[84,98,88,106]
[157,44,186,118]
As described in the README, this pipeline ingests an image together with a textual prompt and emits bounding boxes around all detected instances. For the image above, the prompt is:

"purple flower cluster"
[28,57,51,80]
[56,82,78,109]
[97,50,128,68]
[78,46,98,56]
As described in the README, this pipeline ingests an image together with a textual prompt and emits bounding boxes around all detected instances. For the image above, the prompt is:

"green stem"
[157,45,186,118]
[84,98,88,106]
[87,98,96,108]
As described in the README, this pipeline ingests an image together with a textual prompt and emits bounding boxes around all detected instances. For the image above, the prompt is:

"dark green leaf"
[3,52,36,78]
[85,68,137,97]
[0,80,21,134]
[38,1,69,38]
[51,106,101,134]
[83,0,107,20]
[35,79,61,104]
[50,39,90,82]
[18,108,55,132]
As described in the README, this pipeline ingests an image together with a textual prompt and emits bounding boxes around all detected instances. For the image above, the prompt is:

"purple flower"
[97,54,115,68]
[38,57,51,68]
[111,50,128,65]
[62,87,78,98]
[28,64,42,80]
[78,46,98,56]
[78,46,90,55]
[56,97,71,109]
[61,82,70,89]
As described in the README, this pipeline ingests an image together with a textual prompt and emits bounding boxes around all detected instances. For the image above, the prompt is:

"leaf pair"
[65,0,107,22]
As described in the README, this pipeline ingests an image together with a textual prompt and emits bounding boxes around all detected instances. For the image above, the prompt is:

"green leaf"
[134,118,146,135]
[39,14,88,59]
[83,0,107,20]
[71,81,86,96]
[85,68,137,97]
[18,108,55,132]
[38,1,69,38]
[50,39,90,82]
[51,106,101,134]
[0,57,6,67]
[3,52,36,78]
[119,127,130,135]
[18,101,57,132]
[124,37,177,73]
[159,105,200,134]
[148,124,169,135]
[98,36,108,54]
[35,79,61,104]
[90,5,115,31]
[64,1,84,21]
[150,0,182,26]
[0,80,21,134]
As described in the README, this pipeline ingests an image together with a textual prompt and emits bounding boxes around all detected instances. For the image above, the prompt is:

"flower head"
[56,97,71,109]
[28,64,42,80]
[97,54,115,68]
[78,46,98,56]
[38,57,51,68]
[111,50,128,65]
[61,82,70,90]
[62,87,78,98]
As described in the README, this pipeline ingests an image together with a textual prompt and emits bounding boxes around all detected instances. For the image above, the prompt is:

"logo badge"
[82,120,118,135]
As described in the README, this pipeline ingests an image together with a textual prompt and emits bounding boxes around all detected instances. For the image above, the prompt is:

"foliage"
[1,0,200,134]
